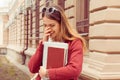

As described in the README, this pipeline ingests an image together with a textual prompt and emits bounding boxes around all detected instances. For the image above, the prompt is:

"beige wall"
[0,17,3,45]
[0,15,9,45]
[82,0,120,80]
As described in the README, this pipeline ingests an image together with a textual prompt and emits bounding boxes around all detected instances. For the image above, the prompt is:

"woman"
[28,4,86,80]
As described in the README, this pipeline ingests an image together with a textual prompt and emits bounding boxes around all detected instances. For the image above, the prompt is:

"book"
[42,42,68,69]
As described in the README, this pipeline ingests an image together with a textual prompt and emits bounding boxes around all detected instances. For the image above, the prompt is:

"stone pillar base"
[81,52,120,80]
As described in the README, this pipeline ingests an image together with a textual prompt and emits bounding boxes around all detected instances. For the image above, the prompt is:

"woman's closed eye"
[49,24,55,27]
[43,24,55,28]
[43,24,47,27]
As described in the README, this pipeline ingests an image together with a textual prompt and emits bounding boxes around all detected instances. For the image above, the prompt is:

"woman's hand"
[39,66,48,78]
[43,27,52,42]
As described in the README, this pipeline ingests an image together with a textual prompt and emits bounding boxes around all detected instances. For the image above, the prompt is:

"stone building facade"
[0,0,120,79]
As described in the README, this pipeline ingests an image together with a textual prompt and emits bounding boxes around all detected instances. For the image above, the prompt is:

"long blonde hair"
[42,4,87,52]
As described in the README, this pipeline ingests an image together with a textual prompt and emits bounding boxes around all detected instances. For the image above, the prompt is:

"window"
[76,0,89,35]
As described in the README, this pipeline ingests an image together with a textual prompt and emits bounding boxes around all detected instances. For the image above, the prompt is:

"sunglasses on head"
[42,7,58,14]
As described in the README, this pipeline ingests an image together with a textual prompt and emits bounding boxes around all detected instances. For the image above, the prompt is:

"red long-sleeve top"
[28,38,83,80]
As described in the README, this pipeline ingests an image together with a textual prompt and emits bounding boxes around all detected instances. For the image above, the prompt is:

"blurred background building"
[0,0,120,80]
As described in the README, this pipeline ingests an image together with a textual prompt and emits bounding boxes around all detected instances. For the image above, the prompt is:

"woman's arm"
[28,41,44,73]
[48,39,83,80]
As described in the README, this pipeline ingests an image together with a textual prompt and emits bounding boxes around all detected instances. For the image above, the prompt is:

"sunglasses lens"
[42,7,58,14]
[49,8,53,13]
[42,8,46,13]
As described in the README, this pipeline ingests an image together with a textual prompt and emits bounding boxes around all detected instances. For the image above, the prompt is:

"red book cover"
[43,42,68,69]
[47,47,64,69]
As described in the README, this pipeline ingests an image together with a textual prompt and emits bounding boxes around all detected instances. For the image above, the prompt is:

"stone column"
[1,15,9,46]
[82,0,120,80]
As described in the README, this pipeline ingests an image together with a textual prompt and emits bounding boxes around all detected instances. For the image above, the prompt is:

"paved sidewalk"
[0,55,30,80]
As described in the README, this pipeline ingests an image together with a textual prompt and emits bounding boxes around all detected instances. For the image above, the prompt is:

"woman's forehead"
[43,17,59,24]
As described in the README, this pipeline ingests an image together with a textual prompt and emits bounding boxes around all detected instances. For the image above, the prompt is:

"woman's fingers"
[43,27,52,42]
[39,66,47,78]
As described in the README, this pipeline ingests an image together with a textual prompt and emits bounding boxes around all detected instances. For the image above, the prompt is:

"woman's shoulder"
[66,38,82,42]
[66,38,83,52]
[67,38,82,46]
